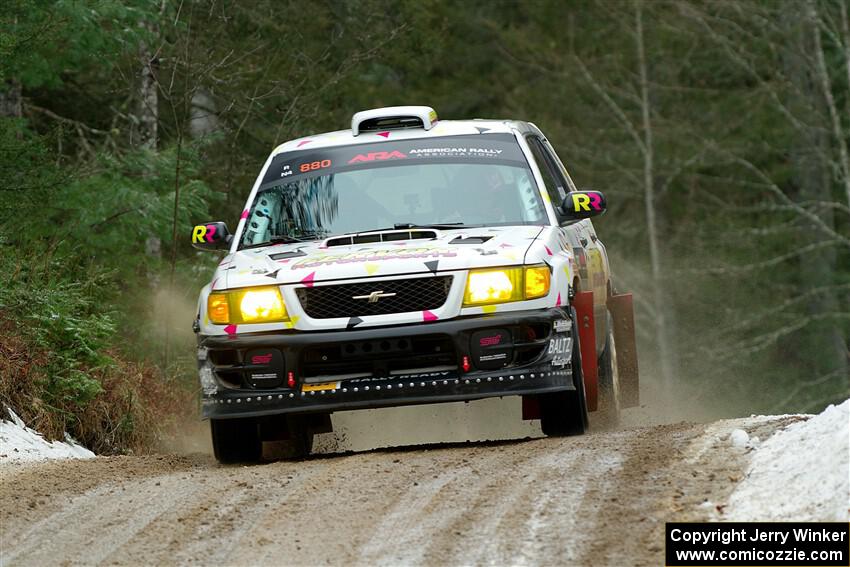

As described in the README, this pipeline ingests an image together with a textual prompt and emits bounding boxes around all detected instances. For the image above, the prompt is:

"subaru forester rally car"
[192,106,639,463]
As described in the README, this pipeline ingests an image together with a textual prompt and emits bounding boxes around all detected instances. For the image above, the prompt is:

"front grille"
[296,276,452,319]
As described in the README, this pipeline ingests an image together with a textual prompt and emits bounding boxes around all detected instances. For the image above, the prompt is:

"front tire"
[540,314,589,436]
[594,311,622,429]
[267,416,314,460]
[211,417,262,464]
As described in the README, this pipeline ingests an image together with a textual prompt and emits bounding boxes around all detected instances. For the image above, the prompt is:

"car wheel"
[210,417,262,464]
[593,311,621,430]
[540,313,589,437]
[274,416,314,460]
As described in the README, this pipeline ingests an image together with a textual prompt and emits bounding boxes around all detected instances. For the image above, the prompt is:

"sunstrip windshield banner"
[261,134,529,187]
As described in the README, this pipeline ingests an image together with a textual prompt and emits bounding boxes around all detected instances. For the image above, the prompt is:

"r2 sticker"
[547,336,571,355]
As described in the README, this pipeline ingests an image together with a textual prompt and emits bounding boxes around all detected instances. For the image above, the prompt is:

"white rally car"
[192,106,639,463]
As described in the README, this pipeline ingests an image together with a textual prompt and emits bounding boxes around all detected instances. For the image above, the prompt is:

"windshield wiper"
[393,222,479,230]
[241,234,313,249]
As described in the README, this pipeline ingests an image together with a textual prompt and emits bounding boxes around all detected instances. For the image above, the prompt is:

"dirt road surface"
[0,404,799,566]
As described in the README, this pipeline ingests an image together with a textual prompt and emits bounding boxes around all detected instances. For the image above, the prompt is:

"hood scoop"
[325,229,437,247]
[450,235,493,245]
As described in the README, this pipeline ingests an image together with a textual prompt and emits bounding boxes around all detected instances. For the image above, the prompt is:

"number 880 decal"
[299,159,332,173]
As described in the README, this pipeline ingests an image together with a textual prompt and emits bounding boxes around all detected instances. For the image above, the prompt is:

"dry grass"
[0,318,196,455]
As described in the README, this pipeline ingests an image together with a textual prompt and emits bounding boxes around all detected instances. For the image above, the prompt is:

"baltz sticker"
[547,336,571,355]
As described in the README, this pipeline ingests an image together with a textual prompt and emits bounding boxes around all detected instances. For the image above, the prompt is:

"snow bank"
[0,407,94,464]
[725,399,849,521]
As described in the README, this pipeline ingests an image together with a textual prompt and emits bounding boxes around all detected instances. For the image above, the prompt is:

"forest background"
[1,0,847,453]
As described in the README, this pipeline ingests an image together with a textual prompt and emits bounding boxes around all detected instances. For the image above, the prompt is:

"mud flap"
[521,396,541,420]
[608,292,640,408]
[573,291,598,411]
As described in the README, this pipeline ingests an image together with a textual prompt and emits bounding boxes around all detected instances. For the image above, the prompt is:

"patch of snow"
[729,428,749,448]
[725,399,849,521]
[0,407,94,464]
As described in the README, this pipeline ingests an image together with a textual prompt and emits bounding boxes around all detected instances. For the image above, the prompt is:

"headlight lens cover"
[463,266,551,306]
[207,286,288,324]
[525,266,551,299]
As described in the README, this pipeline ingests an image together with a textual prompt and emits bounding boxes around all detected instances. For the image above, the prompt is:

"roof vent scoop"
[351,106,438,136]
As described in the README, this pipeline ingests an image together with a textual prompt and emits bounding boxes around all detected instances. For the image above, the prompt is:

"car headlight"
[463,266,551,306]
[207,286,289,324]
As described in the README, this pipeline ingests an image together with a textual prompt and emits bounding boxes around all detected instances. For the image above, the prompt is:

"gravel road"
[0,406,799,567]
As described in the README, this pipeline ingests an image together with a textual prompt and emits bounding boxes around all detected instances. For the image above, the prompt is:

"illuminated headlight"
[463,266,551,306]
[207,286,289,324]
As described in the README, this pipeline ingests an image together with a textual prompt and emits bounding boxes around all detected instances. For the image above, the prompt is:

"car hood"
[212,225,546,290]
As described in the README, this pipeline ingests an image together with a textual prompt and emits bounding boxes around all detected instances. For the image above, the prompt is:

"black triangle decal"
[265,269,280,279]
[424,260,439,274]
[475,127,491,134]
[347,316,363,329]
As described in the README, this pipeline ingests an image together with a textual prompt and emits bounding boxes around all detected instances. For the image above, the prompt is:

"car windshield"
[239,133,546,248]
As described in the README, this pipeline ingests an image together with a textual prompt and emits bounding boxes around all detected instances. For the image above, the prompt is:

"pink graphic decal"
[297,139,312,148]
[205,224,217,243]
[377,131,390,138]
[499,243,512,248]
[544,245,553,256]
[301,271,316,287]
[211,278,219,290]
[224,324,237,336]
[240,209,250,219]
[555,292,562,307]
[423,310,438,322]
[251,353,273,364]
[277,258,291,264]
[479,334,502,346]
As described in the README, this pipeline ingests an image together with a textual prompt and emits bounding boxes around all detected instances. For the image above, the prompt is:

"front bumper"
[198,308,574,420]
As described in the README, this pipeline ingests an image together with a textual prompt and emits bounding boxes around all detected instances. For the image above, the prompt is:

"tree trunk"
[635,0,676,392]
[0,79,22,118]
[137,22,159,150]
[809,0,850,211]
[785,1,848,397]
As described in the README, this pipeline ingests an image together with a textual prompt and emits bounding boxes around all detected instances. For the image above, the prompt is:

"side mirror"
[559,190,607,219]
[191,221,232,251]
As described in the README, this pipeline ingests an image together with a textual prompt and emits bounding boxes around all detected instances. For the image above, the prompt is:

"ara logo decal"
[192,224,218,243]
[348,150,407,164]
